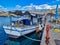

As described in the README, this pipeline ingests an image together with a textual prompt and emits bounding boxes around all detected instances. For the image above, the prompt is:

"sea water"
[0,17,10,45]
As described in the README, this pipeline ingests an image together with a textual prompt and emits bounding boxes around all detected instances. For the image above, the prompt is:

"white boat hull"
[3,26,37,38]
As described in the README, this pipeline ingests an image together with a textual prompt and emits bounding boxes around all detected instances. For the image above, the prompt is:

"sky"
[0,0,60,11]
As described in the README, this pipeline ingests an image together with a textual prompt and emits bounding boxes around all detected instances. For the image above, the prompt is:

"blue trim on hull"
[4,28,36,32]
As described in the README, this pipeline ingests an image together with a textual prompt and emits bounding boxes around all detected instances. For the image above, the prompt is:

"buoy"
[36,27,41,33]
[36,27,41,38]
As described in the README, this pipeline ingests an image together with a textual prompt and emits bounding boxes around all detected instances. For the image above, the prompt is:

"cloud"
[0,5,8,12]
[38,4,52,9]
[20,4,35,10]
[24,4,60,10]
[0,5,3,11]
[16,5,21,9]
[21,4,58,10]
[14,5,21,10]
[0,4,60,11]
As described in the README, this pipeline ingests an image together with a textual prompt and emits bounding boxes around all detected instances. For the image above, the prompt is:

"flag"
[55,4,59,19]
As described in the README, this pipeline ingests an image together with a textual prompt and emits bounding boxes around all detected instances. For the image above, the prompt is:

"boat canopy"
[11,16,30,21]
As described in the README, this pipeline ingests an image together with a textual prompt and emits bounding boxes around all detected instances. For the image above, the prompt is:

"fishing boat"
[3,14,44,38]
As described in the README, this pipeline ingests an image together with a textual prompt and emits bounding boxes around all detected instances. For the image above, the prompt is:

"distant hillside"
[0,8,60,16]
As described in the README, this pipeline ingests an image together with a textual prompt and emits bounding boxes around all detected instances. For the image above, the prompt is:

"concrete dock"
[41,24,60,45]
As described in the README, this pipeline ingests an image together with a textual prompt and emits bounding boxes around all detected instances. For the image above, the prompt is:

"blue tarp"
[25,19,30,25]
